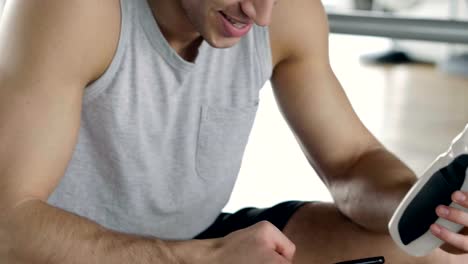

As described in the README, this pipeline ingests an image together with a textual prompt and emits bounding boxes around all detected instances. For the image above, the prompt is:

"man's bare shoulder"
[269,0,329,67]
[0,0,121,85]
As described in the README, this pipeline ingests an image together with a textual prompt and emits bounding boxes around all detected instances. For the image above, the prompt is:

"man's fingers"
[255,221,296,261]
[274,235,296,262]
[432,191,468,254]
[435,190,468,227]
[436,205,468,227]
[269,224,296,261]
[431,224,468,252]
[453,191,468,207]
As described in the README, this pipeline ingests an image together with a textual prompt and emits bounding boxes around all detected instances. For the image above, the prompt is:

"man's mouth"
[219,11,250,29]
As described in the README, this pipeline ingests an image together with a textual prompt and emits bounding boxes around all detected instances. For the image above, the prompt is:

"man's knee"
[281,202,459,264]
[283,202,364,235]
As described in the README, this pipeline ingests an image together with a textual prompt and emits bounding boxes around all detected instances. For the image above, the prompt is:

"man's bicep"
[0,74,84,208]
[270,1,381,185]
[0,0,119,209]
[271,60,377,182]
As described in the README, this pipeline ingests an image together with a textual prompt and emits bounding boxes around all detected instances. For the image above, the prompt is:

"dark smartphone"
[334,256,385,264]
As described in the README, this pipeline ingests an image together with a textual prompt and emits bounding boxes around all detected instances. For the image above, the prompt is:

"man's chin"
[204,35,242,49]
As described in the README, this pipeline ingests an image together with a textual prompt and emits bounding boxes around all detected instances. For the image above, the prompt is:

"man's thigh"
[283,202,465,264]
[196,201,467,263]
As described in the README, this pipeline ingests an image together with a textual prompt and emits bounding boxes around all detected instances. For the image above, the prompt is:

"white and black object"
[389,124,468,256]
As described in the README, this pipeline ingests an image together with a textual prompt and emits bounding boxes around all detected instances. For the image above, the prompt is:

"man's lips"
[219,11,252,26]
[217,10,253,38]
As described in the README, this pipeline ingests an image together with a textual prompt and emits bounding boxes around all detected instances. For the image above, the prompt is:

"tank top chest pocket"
[195,102,259,181]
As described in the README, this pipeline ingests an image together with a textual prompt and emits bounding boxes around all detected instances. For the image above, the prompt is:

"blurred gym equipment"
[328,0,468,74]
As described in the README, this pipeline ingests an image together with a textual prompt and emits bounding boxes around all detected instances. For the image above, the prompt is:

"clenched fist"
[209,221,296,263]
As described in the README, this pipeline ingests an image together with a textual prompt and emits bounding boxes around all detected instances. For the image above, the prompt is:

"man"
[0,0,467,263]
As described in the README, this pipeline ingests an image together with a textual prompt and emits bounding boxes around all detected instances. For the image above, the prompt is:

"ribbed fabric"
[48,0,272,240]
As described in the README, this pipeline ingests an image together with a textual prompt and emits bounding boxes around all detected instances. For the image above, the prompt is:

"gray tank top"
[48,0,272,239]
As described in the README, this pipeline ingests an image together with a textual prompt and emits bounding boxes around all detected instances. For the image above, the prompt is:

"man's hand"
[198,221,296,264]
[430,191,468,254]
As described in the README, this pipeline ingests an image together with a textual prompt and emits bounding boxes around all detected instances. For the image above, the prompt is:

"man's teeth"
[223,13,247,29]
[232,21,246,29]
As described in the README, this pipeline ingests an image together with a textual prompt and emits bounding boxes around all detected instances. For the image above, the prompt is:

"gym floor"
[224,34,468,212]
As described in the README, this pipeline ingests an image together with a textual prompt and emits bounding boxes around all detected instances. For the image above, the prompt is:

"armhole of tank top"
[83,0,129,104]
[254,25,273,88]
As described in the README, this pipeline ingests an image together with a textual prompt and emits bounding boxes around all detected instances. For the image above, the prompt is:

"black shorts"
[194,201,307,239]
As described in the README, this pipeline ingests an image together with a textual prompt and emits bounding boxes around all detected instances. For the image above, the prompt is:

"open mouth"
[219,11,250,29]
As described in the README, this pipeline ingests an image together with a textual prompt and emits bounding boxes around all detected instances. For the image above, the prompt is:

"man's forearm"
[0,199,195,264]
[331,147,417,233]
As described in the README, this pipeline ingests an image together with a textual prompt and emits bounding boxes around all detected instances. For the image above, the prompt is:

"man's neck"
[147,0,203,62]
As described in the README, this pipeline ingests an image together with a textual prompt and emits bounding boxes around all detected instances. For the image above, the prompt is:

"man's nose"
[240,0,276,26]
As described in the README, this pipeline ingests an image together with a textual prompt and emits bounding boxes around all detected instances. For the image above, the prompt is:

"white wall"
[0,0,5,16]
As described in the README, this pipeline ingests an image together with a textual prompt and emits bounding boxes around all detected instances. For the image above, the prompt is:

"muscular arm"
[5,200,184,263]
[269,0,416,232]
[0,1,202,263]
